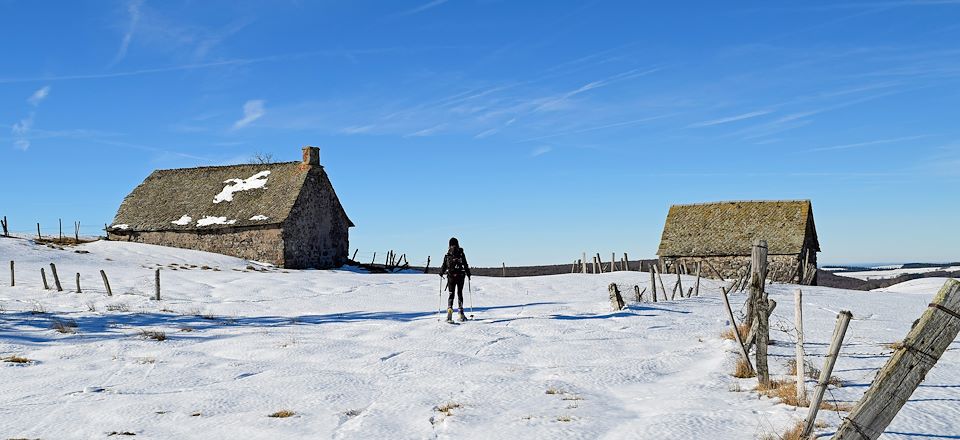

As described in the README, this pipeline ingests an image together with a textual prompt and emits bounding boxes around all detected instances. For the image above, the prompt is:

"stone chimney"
[302,146,320,166]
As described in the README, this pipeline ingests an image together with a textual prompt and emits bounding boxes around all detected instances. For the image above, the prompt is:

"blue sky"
[2,1,959,266]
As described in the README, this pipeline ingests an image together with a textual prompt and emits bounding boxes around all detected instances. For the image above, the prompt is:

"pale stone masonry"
[108,147,353,269]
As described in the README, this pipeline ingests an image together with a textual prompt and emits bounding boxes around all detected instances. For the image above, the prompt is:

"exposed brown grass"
[757,379,806,407]
[884,341,903,350]
[268,410,295,418]
[821,401,854,412]
[3,355,32,364]
[139,330,167,341]
[434,402,462,416]
[556,415,574,422]
[777,421,806,440]
[732,358,756,378]
[721,323,750,341]
[786,359,844,388]
[52,319,78,334]
[545,387,564,395]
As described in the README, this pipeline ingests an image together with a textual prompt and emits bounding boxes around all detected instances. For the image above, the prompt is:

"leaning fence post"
[75,273,81,293]
[40,268,49,290]
[1,215,8,237]
[424,256,431,274]
[608,283,625,311]
[50,263,63,292]
[794,289,807,407]
[634,285,643,302]
[654,264,667,301]
[833,280,960,439]
[154,269,161,300]
[722,286,754,376]
[802,310,852,438]
[100,270,112,296]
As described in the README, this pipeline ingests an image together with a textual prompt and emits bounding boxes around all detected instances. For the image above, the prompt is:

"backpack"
[447,248,467,273]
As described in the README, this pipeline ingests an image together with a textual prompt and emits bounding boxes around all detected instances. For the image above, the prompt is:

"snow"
[171,215,192,226]
[213,171,271,204]
[196,216,237,227]
[249,215,269,221]
[1,238,958,439]
[834,266,960,281]
[112,224,130,230]
[872,277,956,294]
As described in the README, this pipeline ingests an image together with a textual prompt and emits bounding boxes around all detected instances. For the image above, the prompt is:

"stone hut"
[656,200,820,285]
[108,147,353,269]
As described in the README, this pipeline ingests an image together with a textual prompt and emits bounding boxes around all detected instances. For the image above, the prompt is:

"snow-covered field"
[1,238,958,439]
[831,266,960,281]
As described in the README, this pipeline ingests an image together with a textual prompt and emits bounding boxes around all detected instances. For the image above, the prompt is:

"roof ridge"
[671,199,810,208]
[152,161,305,173]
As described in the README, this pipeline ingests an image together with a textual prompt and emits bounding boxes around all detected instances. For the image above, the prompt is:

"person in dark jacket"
[439,237,471,322]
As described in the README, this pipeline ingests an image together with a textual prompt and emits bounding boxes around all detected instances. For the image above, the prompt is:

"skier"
[439,237,472,323]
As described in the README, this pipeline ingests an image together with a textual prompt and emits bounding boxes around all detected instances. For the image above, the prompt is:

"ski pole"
[438,275,444,322]
[468,277,474,318]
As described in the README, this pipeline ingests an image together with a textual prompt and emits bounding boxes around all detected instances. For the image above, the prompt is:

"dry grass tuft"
[434,402,462,416]
[732,358,756,378]
[268,410,296,418]
[3,355,32,364]
[106,303,129,312]
[757,379,806,407]
[52,319,78,334]
[720,323,750,341]
[140,330,166,341]
[821,401,854,412]
[556,415,574,422]
[545,387,564,395]
[786,359,844,388]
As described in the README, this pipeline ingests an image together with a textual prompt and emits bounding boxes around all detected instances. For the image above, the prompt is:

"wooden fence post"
[50,263,63,292]
[802,310,852,438]
[694,262,701,297]
[634,285,643,302]
[608,283,625,311]
[59,218,63,243]
[424,256,431,274]
[624,253,630,271]
[596,253,604,274]
[722,286,754,376]
[100,270,113,296]
[751,239,770,387]
[649,269,658,303]
[352,249,358,261]
[581,252,587,274]
[37,223,41,240]
[794,289,807,407]
[154,269,161,300]
[74,221,80,242]
[654,265,667,301]
[745,299,777,351]
[502,262,506,277]
[1,215,8,237]
[370,252,376,265]
[40,268,49,290]
[672,270,682,300]
[75,273,81,293]
[833,280,960,439]
[9,261,13,287]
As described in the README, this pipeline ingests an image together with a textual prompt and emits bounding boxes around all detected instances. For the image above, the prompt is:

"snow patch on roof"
[249,215,269,221]
[112,224,130,230]
[196,216,238,227]
[171,215,192,226]
[213,171,271,204]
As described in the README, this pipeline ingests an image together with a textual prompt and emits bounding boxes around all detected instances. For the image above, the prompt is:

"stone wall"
[662,251,818,285]
[281,167,351,269]
[108,227,285,266]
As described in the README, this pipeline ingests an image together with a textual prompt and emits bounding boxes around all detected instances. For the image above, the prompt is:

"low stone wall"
[663,253,817,285]
[108,227,285,266]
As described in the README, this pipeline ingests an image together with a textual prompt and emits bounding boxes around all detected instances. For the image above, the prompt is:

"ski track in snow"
[0,237,958,439]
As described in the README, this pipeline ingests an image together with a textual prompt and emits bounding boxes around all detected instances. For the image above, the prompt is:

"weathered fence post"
[352,249,358,261]
[795,289,807,407]
[654,264,667,301]
[581,252,587,274]
[1,215,8,237]
[722,286,754,376]
[59,218,63,243]
[694,262,701,297]
[833,280,960,440]
[649,269,658,303]
[751,239,770,387]
[672,270,682,300]
[75,273,81,293]
[50,263,63,292]
[74,221,80,242]
[596,253,604,273]
[502,262,506,277]
[424,256,431,274]
[634,285,643,302]
[40,268,49,290]
[37,223,41,240]
[745,299,777,351]
[9,261,13,287]
[154,269,161,300]
[370,252,376,265]
[100,270,112,296]
[802,310,852,438]
[612,253,617,271]
[608,283,625,311]
[623,253,630,271]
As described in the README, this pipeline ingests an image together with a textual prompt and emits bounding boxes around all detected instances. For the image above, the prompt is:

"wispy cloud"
[340,125,377,135]
[233,100,266,129]
[517,114,674,143]
[11,85,52,150]
[688,110,773,128]
[804,134,933,153]
[110,0,143,67]
[27,86,51,106]
[530,146,553,157]
[405,123,447,137]
[396,0,449,17]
